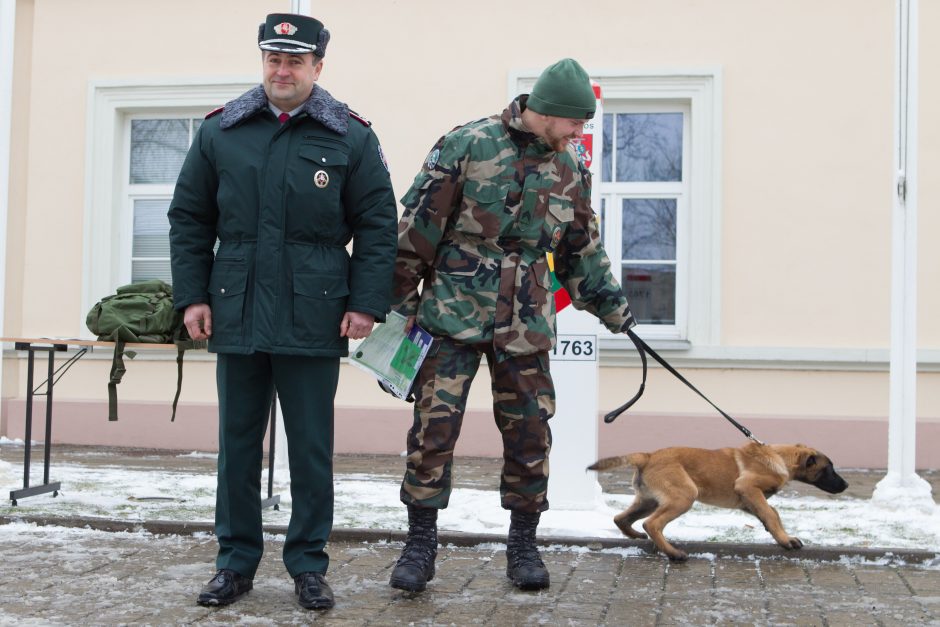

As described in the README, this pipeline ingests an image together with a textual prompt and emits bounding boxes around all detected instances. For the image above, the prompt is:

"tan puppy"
[588,442,848,561]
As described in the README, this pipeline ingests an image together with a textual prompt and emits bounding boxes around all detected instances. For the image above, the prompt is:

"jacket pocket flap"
[299,144,349,167]
[208,265,248,297]
[530,258,551,288]
[294,272,350,299]
[547,193,575,222]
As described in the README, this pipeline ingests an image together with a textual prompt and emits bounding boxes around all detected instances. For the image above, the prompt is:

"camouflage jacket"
[393,97,634,359]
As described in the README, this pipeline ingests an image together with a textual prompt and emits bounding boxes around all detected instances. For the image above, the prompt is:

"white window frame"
[510,68,722,350]
[82,78,254,336]
[601,101,690,341]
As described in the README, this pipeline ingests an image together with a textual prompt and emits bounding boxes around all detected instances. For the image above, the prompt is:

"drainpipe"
[872,0,934,509]
[0,0,18,410]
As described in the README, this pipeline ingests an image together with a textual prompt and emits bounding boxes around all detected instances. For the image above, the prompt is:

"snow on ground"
[2,452,939,552]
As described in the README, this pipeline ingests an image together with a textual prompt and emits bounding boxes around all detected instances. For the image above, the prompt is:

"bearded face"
[541,116,586,152]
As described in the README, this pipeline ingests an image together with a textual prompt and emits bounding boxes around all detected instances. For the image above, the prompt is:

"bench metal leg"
[10,345,61,505]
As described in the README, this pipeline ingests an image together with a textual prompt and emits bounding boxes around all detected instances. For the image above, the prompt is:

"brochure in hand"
[349,311,433,400]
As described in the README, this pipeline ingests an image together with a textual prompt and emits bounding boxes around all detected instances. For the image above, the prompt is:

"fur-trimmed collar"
[219,84,349,135]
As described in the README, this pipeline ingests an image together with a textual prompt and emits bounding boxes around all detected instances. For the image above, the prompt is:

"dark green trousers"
[215,352,339,579]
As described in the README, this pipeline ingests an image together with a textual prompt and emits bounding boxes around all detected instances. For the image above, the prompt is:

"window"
[512,70,721,348]
[600,106,689,332]
[124,116,203,283]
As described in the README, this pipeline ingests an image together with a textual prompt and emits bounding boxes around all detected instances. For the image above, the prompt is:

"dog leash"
[604,329,764,445]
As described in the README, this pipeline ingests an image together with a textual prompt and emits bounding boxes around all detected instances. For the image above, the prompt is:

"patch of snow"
[2,462,939,555]
[176,451,217,460]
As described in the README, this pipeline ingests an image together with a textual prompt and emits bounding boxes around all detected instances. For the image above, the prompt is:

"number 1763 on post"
[550,335,597,361]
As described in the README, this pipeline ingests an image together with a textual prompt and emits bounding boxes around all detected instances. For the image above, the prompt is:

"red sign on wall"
[572,82,601,170]
[574,134,594,169]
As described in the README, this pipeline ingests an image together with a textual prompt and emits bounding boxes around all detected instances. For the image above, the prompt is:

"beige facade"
[2,0,938,467]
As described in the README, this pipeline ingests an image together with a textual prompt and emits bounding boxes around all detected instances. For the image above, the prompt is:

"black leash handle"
[602,330,647,423]
[604,329,763,445]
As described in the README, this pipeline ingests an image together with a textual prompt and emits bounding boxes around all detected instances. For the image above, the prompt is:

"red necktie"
[278,112,290,124]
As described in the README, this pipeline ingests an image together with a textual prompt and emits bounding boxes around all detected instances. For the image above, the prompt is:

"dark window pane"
[601,113,613,182]
[130,119,189,184]
[623,264,675,325]
[622,198,676,260]
[616,113,683,182]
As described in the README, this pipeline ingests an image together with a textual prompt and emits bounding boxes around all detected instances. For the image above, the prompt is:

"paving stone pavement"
[1,520,939,626]
[1,446,940,625]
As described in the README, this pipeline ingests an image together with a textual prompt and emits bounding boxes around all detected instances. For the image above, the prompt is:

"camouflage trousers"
[400,336,556,513]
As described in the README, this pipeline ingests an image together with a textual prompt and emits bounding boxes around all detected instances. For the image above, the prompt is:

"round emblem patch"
[425,148,440,170]
[314,170,330,188]
[551,226,563,250]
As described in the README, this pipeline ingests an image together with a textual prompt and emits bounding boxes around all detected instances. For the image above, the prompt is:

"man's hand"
[184,303,212,341]
[403,315,416,335]
[340,311,376,340]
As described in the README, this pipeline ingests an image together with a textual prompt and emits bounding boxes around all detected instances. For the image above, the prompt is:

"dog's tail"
[587,453,650,472]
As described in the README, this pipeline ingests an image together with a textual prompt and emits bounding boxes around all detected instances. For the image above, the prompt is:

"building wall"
[2,0,938,468]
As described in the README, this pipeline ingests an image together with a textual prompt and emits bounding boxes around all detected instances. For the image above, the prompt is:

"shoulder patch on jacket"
[205,106,224,120]
[349,109,372,127]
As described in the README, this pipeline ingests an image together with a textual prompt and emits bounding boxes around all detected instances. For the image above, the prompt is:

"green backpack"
[85,279,206,422]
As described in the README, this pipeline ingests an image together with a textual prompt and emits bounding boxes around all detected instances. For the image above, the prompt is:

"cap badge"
[314,170,330,188]
[274,22,298,35]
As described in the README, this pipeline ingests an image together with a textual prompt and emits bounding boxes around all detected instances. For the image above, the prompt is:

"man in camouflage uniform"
[389,58,635,592]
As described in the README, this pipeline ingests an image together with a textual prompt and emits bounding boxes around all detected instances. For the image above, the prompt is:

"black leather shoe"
[294,572,335,610]
[196,569,253,606]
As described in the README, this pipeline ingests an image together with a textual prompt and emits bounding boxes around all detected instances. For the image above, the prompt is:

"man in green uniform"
[168,13,397,610]
[389,58,635,592]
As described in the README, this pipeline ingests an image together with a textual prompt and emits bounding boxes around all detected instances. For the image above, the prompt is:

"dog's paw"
[667,550,689,562]
[781,537,803,550]
[615,519,647,539]
[617,523,647,539]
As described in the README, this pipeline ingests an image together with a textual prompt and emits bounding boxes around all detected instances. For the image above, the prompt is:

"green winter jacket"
[168,85,398,357]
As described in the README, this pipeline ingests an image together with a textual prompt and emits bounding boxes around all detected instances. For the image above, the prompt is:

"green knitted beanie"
[527,58,595,120]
